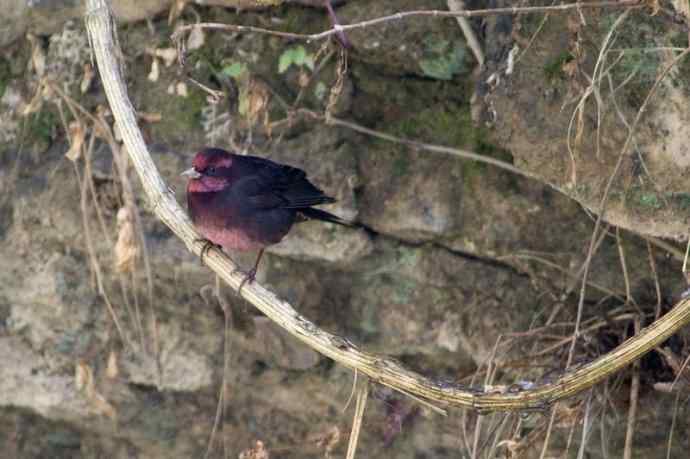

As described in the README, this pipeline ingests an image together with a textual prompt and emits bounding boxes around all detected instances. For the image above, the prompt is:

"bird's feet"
[194,238,222,266]
[235,249,264,295]
[236,267,257,295]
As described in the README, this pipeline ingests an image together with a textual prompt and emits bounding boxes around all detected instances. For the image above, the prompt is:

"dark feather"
[233,155,335,210]
[297,207,359,228]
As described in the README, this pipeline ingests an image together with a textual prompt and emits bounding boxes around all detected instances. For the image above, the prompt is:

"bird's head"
[182,148,234,192]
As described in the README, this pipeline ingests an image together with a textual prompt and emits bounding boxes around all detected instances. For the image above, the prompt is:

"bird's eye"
[207,166,216,175]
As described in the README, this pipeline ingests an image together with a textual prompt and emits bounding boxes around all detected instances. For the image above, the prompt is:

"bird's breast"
[196,223,266,251]
[188,190,289,251]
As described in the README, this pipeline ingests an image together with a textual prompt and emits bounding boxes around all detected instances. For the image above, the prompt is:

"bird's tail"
[298,207,361,228]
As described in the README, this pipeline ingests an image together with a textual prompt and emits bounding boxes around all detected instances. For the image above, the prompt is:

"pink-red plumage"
[184,148,352,269]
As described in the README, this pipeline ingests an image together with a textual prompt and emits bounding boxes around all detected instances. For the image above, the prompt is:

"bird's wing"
[233,156,335,210]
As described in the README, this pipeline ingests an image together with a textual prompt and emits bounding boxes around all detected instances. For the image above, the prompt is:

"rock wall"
[1,1,689,457]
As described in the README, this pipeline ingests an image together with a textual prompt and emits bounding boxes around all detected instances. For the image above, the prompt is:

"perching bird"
[182,147,355,287]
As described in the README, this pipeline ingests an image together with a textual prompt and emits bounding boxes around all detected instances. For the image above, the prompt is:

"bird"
[182,147,356,289]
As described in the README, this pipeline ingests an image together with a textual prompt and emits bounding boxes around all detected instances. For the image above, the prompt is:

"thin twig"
[566,9,631,184]
[346,379,368,459]
[564,224,610,297]
[205,276,233,459]
[342,369,358,413]
[665,391,682,459]
[172,2,643,43]
[646,240,662,319]
[562,411,578,459]
[515,0,555,65]
[499,252,625,300]
[576,390,595,459]
[644,236,685,263]
[538,407,557,459]
[622,317,641,459]
[615,228,633,305]
[472,336,503,458]
[316,111,541,182]
[484,413,512,458]
[75,136,130,349]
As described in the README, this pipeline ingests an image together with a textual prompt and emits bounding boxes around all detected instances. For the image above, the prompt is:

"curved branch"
[85,0,690,413]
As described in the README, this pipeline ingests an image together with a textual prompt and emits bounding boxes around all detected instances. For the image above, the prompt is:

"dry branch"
[172,1,643,42]
[85,0,690,412]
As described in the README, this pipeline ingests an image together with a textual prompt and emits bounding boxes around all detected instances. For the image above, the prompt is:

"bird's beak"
[181,168,201,179]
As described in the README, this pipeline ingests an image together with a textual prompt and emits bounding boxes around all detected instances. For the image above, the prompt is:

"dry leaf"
[91,391,117,420]
[574,108,585,147]
[138,112,162,123]
[155,48,178,67]
[106,350,119,379]
[27,34,46,77]
[671,0,689,19]
[298,70,310,88]
[21,85,45,116]
[496,439,524,458]
[75,361,92,391]
[148,57,160,82]
[167,83,175,95]
[653,382,675,393]
[649,0,661,15]
[562,59,578,79]
[239,441,269,459]
[187,26,205,51]
[75,361,117,419]
[244,78,270,126]
[168,0,189,25]
[114,206,139,273]
[92,105,113,140]
[96,104,110,119]
[65,121,86,162]
[81,63,95,94]
[176,81,188,97]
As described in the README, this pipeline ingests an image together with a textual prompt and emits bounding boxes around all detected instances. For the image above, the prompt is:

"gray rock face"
[2,2,689,458]
[359,148,464,242]
[267,222,372,265]
[1,0,173,40]
[27,0,83,36]
[340,0,471,79]
[348,241,536,371]
[0,0,29,47]
[241,317,321,370]
[0,336,88,419]
[110,0,173,23]
[487,7,690,241]
[7,254,95,354]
